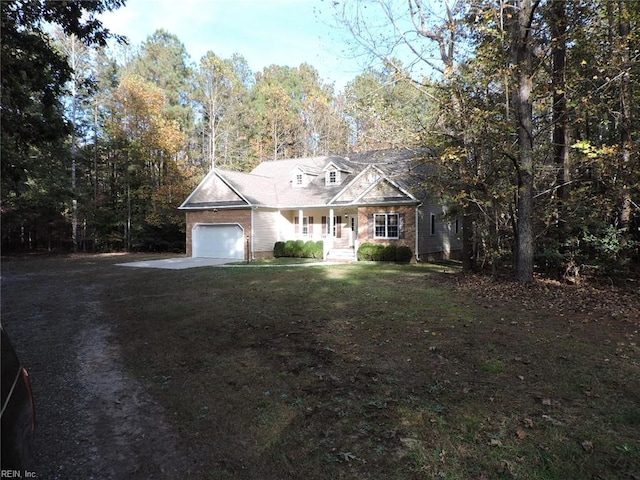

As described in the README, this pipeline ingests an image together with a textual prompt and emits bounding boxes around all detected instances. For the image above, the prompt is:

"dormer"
[323,160,351,186]
[291,165,318,188]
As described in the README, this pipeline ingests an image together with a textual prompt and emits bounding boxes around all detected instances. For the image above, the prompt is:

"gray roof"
[180,148,434,210]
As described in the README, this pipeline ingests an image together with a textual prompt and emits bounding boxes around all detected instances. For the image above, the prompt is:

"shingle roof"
[181,148,434,209]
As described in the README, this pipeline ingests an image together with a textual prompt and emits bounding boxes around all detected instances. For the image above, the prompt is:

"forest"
[1,0,638,283]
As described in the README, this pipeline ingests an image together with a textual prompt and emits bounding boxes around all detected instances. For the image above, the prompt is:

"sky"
[98,0,368,90]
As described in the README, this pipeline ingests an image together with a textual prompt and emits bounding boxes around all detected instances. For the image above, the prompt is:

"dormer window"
[292,166,317,188]
[325,169,340,186]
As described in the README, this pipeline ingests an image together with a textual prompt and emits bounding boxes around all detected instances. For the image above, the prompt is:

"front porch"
[284,207,359,261]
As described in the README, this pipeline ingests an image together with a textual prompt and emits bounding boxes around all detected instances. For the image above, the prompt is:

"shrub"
[283,240,296,257]
[382,245,397,261]
[302,240,322,259]
[275,240,323,259]
[358,243,412,262]
[396,246,413,263]
[293,239,305,257]
[358,243,385,261]
[273,241,286,257]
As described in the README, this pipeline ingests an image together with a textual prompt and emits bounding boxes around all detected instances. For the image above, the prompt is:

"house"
[179,148,461,262]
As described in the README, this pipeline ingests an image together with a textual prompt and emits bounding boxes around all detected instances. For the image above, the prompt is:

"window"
[295,216,314,236]
[296,174,303,186]
[374,213,399,239]
[322,216,342,237]
[430,214,436,235]
[325,169,340,185]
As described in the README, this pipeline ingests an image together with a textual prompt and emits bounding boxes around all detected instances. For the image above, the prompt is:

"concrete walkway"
[116,257,234,270]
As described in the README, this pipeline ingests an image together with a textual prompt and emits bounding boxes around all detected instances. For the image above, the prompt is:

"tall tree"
[1,0,125,250]
[195,52,247,170]
[345,64,431,151]
[109,73,187,250]
[509,0,539,283]
[126,29,193,130]
[53,28,95,251]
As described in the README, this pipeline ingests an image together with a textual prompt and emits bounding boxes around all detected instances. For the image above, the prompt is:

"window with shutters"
[374,213,399,239]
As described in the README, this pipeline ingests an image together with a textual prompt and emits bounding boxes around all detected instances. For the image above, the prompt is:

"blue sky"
[98,0,367,90]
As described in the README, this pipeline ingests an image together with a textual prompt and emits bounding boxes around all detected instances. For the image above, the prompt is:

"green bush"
[357,243,384,261]
[302,240,323,258]
[273,241,286,257]
[382,245,397,261]
[274,240,323,259]
[283,240,296,257]
[396,246,413,263]
[312,240,324,258]
[358,242,412,262]
[293,240,305,257]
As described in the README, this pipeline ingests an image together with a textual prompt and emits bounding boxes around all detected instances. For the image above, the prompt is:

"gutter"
[415,204,421,262]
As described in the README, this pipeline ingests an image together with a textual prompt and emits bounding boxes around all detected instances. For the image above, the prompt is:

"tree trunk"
[618,0,632,245]
[551,0,570,204]
[461,211,475,272]
[511,0,536,284]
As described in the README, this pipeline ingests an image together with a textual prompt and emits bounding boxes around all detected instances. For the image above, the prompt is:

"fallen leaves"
[449,273,640,324]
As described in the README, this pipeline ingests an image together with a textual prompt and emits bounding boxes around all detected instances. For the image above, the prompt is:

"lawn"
[102,258,639,479]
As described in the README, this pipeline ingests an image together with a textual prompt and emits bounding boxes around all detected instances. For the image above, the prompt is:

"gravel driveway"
[1,257,199,479]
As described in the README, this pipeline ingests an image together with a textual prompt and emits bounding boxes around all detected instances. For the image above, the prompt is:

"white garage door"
[192,224,244,259]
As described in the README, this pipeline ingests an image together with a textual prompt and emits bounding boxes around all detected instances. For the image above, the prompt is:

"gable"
[291,165,318,188]
[332,168,382,202]
[331,166,417,205]
[180,171,249,208]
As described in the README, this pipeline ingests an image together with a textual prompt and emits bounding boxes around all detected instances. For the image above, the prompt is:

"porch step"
[326,248,357,263]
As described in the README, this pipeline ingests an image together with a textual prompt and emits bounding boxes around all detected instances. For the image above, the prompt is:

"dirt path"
[1,260,198,479]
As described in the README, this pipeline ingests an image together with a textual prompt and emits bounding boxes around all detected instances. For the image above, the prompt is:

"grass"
[5,254,639,479]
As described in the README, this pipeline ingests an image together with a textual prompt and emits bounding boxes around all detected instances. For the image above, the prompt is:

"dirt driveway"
[1,255,200,479]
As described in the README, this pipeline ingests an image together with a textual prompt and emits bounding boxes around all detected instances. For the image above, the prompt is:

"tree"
[109,73,187,250]
[195,52,248,170]
[1,0,125,250]
[126,29,193,130]
[509,0,539,283]
[344,64,431,151]
[52,28,95,251]
[250,64,342,161]
[333,0,547,282]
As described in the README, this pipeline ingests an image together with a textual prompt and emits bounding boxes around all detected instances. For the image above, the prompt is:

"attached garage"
[191,223,245,259]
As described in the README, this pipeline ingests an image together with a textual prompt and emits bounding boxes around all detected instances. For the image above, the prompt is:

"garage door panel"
[192,224,244,259]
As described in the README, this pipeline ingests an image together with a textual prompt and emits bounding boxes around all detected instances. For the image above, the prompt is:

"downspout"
[415,205,421,262]
[251,208,255,260]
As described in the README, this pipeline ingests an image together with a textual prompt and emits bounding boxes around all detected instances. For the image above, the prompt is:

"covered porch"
[282,207,359,261]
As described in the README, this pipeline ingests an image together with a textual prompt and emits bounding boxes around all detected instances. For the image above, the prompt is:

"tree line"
[1,0,638,283]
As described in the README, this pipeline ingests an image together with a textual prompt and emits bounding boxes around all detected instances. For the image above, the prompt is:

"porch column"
[329,208,334,237]
[298,209,304,238]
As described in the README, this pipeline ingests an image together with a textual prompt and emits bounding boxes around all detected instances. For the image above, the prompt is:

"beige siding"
[252,209,280,256]
[416,198,462,260]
